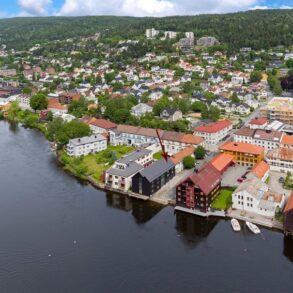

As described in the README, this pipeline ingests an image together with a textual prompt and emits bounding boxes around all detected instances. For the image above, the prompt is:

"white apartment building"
[232,178,285,218]
[164,31,177,39]
[193,119,232,151]
[266,148,293,173]
[105,149,153,192]
[146,28,159,39]
[185,32,194,39]
[234,128,283,152]
[66,134,107,157]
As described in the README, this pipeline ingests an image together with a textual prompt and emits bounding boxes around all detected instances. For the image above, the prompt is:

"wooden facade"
[132,160,175,196]
[176,163,222,212]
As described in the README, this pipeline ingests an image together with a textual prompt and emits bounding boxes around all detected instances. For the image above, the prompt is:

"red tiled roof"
[210,153,234,173]
[281,135,293,145]
[186,163,222,196]
[251,161,270,179]
[194,119,232,134]
[284,192,293,213]
[170,145,195,165]
[249,118,269,125]
[220,142,264,155]
[48,98,66,110]
[90,118,117,129]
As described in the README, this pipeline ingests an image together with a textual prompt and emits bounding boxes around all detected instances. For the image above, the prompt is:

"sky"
[0,0,292,18]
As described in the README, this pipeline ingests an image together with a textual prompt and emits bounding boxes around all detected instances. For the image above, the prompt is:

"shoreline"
[2,119,286,232]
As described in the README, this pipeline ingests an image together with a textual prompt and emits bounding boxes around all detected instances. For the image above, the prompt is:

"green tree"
[231,92,240,103]
[56,121,91,145]
[195,146,206,160]
[7,101,21,122]
[183,156,196,169]
[30,93,48,112]
[250,71,262,82]
[286,59,293,68]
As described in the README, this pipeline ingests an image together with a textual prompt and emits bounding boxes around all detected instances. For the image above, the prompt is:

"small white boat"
[231,218,241,232]
[246,221,260,234]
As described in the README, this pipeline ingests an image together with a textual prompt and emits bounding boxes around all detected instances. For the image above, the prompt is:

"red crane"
[156,129,168,162]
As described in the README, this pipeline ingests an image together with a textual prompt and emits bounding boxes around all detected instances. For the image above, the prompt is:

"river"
[0,120,292,293]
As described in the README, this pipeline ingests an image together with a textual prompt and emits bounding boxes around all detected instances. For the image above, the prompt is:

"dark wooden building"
[132,159,175,196]
[176,162,221,212]
[284,192,293,236]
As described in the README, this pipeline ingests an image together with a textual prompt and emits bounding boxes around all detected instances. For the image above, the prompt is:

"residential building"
[234,128,283,152]
[209,153,235,174]
[247,160,270,182]
[59,91,81,104]
[197,36,219,47]
[280,135,293,148]
[266,148,293,173]
[66,134,107,157]
[109,127,204,154]
[185,32,194,39]
[132,159,175,196]
[131,103,153,117]
[261,97,293,125]
[47,98,67,114]
[194,119,232,151]
[284,192,293,236]
[160,108,183,122]
[146,28,159,39]
[219,142,264,167]
[232,178,285,218]
[179,38,194,54]
[170,145,195,173]
[105,149,152,192]
[164,31,177,39]
[249,118,269,129]
[81,117,117,134]
[176,163,221,212]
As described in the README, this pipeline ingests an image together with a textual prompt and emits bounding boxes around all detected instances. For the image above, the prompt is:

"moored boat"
[246,221,260,234]
[231,218,241,231]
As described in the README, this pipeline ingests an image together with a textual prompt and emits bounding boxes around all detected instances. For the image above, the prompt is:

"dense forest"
[0,9,293,52]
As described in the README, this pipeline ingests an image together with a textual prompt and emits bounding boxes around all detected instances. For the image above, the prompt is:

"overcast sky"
[0,0,292,18]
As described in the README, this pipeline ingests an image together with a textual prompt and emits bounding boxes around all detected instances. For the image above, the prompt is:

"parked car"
[279,177,285,183]
[237,178,244,183]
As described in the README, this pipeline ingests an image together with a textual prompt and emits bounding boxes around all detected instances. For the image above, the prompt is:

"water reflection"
[175,211,219,248]
[106,192,164,223]
[283,236,293,262]
[8,121,19,133]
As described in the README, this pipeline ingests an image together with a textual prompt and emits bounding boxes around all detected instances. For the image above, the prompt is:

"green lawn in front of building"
[211,188,235,210]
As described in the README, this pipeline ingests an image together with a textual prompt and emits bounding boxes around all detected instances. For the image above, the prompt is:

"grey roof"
[107,162,143,177]
[139,159,174,182]
[119,149,152,164]
[258,199,275,211]
[68,134,106,146]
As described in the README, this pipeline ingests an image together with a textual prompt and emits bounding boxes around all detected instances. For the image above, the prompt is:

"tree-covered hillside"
[0,9,292,51]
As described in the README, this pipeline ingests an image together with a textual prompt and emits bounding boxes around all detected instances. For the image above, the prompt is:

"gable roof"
[249,118,269,125]
[161,108,180,115]
[194,119,232,133]
[210,153,234,173]
[139,159,174,182]
[185,162,221,195]
[170,145,195,165]
[250,161,270,179]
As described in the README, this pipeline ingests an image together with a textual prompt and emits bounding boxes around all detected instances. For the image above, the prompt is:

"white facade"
[185,32,194,39]
[164,31,177,39]
[266,148,293,173]
[105,149,152,192]
[146,28,159,39]
[232,178,285,218]
[66,134,107,157]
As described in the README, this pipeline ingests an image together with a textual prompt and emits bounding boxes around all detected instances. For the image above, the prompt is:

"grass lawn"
[60,145,134,183]
[153,151,163,160]
[211,188,235,210]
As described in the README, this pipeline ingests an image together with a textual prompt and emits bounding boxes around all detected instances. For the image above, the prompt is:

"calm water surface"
[0,120,292,293]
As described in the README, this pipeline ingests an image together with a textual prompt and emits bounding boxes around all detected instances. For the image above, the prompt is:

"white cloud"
[18,0,52,16]
[58,0,263,16]
[280,5,293,9]
[250,5,269,10]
